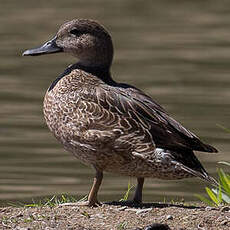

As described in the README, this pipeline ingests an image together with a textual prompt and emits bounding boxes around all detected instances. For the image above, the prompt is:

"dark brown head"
[23,19,114,69]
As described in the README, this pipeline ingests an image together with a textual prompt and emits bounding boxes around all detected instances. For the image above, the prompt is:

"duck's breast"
[43,70,97,144]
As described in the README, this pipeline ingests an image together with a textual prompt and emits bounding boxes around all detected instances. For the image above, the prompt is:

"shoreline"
[1,202,230,229]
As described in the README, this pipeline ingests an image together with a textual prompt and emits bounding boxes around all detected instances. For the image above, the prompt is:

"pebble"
[16,212,23,217]
[117,206,127,211]
[136,208,152,215]
[125,208,140,212]
[205,206,217,211]
[58,202,78,206]
[220,220,228,225]
[220,206,230,212]
[0,208,7,212]
[166,215,173,220]
[197,223,205,230]
[15,228,31,230]
[92,213,104,218]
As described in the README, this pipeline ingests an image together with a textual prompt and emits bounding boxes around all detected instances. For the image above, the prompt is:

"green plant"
[77,194,88,202]
[196,125,230,206]
[117,221,128,230]
[119,181,134,201]
[81,211,90,218]
[196,163,230,206]
[25,194,78,207]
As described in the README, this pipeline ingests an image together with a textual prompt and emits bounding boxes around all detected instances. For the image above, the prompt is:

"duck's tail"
[172,149,218,187]
[180,163,218,187]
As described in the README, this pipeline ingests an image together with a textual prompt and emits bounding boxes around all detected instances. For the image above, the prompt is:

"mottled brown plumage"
[23,19,218,206]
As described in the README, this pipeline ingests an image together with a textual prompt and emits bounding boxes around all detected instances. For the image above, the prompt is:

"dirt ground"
[0,202,230,230]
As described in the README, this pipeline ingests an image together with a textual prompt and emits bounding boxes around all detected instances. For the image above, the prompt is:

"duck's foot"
[76,200,102,207]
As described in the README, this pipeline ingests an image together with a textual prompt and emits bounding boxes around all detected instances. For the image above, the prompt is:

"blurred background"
[0,0,229,206]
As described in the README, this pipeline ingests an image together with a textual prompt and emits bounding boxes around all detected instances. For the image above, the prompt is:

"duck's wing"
[98,83,217,153]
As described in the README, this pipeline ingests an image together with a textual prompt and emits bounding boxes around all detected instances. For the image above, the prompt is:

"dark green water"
[0,0,229,205]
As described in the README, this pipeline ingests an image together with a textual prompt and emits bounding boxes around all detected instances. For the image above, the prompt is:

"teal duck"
[23,19,218,206]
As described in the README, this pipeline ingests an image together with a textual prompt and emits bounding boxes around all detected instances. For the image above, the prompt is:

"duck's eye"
[69,29,83,37]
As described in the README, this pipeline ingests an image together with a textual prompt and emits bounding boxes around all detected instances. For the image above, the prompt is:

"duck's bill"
[22,36,63,56]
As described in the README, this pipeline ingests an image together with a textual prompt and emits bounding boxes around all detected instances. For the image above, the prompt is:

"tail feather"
[180,164,218,186]
[171,148,218,186]
[201,143,218,153]
[192,139,218,153]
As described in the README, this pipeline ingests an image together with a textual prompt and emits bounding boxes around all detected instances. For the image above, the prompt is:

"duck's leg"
[77,168,103,207]
[87,169,103,206]
[132,177,144,204]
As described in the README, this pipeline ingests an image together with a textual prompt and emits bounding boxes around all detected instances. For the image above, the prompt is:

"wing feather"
[98,84,218,153]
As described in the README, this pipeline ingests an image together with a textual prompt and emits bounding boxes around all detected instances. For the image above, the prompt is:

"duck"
[23,19,218,206]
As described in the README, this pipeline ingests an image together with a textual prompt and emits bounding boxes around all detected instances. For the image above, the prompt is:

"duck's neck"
[71,62,116,85]
[48,62,116,92]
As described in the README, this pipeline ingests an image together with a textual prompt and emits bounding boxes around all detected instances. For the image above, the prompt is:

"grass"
[21,182,133,207]
[196,164,230,207]
[7,181,134,208]
[10,194,80,208]
[196,125,230,206]
[119,181,134,202]
[117,221,128,230]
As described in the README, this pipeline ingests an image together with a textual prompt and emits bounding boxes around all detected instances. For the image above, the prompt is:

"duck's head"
[23,19,114,68]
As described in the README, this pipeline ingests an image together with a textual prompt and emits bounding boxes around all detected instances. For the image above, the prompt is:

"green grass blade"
[119,181,134,201]
[61,194,67,203]
[205,187,220,206]
[221,192,230,204]
[211,188,222,204]
[218,182,222,202]
[218,169,230,194]
[212,188,230,204]
[218,161,230,167]
[44,195,56,206]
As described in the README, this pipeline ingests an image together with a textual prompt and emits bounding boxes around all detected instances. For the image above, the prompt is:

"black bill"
[22,36,63,56]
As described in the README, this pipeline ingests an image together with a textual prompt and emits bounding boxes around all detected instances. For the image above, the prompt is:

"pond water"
[0,0,229,205]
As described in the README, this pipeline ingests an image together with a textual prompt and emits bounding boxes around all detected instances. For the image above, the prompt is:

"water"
[0,0,230,205]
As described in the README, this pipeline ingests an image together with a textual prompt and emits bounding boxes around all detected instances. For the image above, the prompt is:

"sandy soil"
[1,202,230,230]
